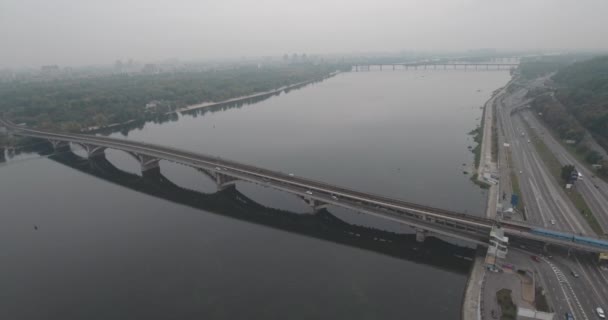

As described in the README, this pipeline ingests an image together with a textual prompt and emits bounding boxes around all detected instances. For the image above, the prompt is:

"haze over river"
[0,69,510,319]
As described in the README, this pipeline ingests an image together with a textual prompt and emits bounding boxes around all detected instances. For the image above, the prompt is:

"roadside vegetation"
[496,289,517,320]
[0,64,348,131]
[528,55,608,180]
[468,125,491,189]
[523,118,604,235]
[491,100,499,163]
[534,287,551,312]
[469,126,482,169]
[518,53,593,80]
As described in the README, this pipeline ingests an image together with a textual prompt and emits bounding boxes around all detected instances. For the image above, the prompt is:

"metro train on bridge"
[530,228,608,250]
[498,220,608,250]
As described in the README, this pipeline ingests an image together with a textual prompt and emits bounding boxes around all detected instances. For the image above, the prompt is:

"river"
[0,69,510,319]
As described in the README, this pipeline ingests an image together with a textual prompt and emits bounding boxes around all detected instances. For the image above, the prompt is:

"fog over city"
[1,0,607,67]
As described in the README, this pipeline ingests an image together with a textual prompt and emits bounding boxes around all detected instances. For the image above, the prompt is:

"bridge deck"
[2,118,606,253]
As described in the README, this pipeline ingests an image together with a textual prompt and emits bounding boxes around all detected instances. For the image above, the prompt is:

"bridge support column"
[80,143,106,158]
[128,152,160,172]
[298,196,328,213]
[49,140,70,153]
[216,173,238,190]
[308,198,328,213]
[416,229,427,243]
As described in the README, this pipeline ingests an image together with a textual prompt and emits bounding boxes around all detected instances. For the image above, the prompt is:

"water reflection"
[48,149,474,275]
[92,77,331,137]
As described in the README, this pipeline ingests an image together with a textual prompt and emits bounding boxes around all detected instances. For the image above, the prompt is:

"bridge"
[353,62,519,72]
[45,150,475,274]
[1,117,606,253]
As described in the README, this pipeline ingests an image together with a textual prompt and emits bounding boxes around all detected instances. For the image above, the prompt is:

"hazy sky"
[1,0,607,67]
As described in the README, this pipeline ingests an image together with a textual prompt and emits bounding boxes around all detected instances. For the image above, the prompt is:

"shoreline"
[461,76,514,320]
[82,71,340,134]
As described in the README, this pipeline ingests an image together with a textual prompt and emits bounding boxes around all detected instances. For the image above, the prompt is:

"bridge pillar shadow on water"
[36,145,474,274]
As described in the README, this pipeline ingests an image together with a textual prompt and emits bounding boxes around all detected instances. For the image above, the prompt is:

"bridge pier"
[308,198,328,213]
[128,152,160,172]
[416,229,427,242]
[78,143,106,158]
[49,140,70,153]
[216,173,238,190]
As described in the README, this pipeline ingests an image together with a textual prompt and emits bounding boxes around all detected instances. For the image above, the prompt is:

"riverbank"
[82,72,340,134]
[462,77,513,320]
[174,72,339,114]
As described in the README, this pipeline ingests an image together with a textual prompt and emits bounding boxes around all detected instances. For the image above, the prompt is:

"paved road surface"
[522,110,608,236]
[495,79,590,235]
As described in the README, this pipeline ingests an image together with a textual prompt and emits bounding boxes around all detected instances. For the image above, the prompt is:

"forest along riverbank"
[82,72,340,133]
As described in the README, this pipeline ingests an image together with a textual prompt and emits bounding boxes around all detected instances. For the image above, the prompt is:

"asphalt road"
[501,247,608,320]
[522,110,608,236]
[494,75,608,319]
[495,80,590,235]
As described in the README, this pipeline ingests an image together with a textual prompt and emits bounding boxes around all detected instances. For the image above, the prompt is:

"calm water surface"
[0,70,510,319]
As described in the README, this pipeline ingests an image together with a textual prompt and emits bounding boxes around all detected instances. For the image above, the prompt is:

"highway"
[493,75,608,319]
[495,78,591,235]
[522,110,608,236]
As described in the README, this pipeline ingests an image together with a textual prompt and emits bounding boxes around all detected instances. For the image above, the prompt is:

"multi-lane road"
[522,110,608,235]
[495,79,591,234]
[494,74,608,319]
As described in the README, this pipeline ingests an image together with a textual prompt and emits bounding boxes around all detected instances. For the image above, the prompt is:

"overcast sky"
[1,0,607,67]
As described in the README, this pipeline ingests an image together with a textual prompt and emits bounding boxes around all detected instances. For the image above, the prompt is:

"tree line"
[0,64,349,131]
[528,55,608,176]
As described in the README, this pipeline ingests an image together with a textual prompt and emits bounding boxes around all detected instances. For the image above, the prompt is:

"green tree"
[585,150,603,164]
[561,164,575,182]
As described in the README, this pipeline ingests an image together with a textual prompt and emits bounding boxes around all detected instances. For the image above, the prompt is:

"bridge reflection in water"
[46,149,475,275]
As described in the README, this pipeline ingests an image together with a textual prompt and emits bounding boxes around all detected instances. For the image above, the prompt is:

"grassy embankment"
[469,101,491,189]
[523,117,604,235]
[496,289,517,320]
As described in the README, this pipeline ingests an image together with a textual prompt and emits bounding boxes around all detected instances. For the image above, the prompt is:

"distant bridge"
[1,118,605,253]
[353,62,519,72]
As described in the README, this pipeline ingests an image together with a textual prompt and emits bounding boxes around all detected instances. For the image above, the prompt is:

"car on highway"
[288,173,294,177]
[531,255,540,262]
[564,312,574,320]
[551,219,556,225]
[305,190,313,195]
[331,195,338,200]
[570,270,579,278]
[597,307,605,319]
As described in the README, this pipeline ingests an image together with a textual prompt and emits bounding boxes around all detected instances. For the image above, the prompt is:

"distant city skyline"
[1,0,607,67]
